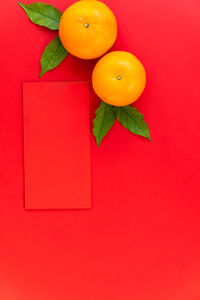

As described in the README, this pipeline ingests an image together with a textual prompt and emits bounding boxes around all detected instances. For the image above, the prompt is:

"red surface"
[0,0,200,299]
[23,82,91,209]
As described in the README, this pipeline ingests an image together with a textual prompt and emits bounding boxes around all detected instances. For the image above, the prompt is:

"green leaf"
[116,105,151,140]
[39,35,68,77]
[18,2,62,30]
[93,101,116,146]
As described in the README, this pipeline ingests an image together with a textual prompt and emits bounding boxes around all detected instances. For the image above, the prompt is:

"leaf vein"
[121,107,146,134]
[19,3,61,24]
[97,105,107,141]
[45,42,63,69]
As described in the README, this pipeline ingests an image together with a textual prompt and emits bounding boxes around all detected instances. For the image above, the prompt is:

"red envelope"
[23,82,91,209]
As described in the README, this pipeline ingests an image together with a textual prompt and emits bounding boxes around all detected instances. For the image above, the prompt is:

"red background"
[1,0,200,299]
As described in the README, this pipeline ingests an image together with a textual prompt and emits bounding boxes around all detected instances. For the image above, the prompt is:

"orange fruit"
[59,0,117,60]
[92,51,146,106]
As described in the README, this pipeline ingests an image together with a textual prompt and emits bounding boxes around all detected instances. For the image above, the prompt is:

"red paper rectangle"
[23,81,91,209]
